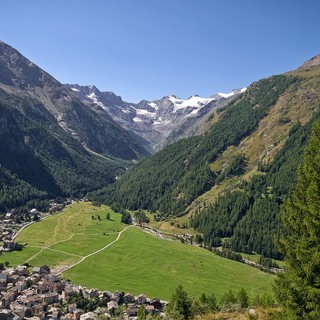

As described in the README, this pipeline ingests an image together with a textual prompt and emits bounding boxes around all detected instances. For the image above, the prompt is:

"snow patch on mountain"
[87,92,106,109]
[133,117,143,123]
[135,108,156,117]
[152,117,166,125]
[168,95,215,113]
[217,92,235,99]
[217,88,247,98]
[148,102,158,110]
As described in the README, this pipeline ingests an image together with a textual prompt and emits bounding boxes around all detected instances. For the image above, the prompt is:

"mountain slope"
[0,40,149,160]
[91,74,298,215]
[67,83,245,151]
[0,87,123,211]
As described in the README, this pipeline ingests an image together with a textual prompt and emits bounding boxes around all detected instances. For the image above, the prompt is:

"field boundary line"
[44,247,83,258]
[27,245,83,258]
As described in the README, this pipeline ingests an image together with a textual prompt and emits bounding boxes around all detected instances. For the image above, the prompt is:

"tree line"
[167,285,274,319]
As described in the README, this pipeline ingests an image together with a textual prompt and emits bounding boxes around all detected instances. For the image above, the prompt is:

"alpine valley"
[0,40,247,212]
[1,39,320,300]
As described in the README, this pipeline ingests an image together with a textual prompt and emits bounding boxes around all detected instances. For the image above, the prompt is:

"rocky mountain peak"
[302,54,320,68]
[0,40,60,90]
[66,84,125,108]
[0,41,149,160]
[68,83,247,152]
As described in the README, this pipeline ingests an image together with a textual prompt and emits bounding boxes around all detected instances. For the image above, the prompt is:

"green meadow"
[1,202,274,300]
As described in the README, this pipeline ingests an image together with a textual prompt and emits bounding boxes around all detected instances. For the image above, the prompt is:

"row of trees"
[167,285,274,319]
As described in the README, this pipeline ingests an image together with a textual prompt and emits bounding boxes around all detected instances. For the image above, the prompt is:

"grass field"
[64,226,274,300]
[0,202,275,300]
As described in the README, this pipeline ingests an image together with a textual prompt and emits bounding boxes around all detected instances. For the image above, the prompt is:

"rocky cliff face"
[0,40,60,89]
[302,54,320,68]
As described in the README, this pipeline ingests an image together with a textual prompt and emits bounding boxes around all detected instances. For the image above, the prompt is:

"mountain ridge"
[66,83,246,151]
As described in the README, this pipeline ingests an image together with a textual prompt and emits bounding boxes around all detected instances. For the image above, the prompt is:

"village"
[0,265,167,320]
[0,202,168,320]
[0,197,282,320]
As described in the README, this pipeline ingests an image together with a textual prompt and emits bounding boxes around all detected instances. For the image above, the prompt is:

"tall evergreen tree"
[274,121,320,319]
[167,285,192,320]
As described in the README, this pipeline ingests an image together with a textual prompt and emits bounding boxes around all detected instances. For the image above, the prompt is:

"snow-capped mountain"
[65,84,246,152]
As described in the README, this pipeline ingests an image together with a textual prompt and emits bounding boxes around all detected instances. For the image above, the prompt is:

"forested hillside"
[188,60,320,258]
[191,117,318,258]
[92,75,298,216]
[0,88,123,212]
[0,40,151,212]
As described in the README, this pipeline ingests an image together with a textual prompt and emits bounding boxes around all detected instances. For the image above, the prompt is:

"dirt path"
[53,217,61,243]
[53,215,73,243]
[25,248,45,263]
[52,233,76,246]
[45,247,83,258]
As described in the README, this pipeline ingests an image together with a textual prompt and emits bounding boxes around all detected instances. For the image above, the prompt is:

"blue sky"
[1,0,320,102]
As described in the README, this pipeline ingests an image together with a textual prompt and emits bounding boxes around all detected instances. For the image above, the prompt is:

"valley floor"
[0,202,274,301]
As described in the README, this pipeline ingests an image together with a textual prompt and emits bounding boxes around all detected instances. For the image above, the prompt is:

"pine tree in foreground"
[274,120,320,319]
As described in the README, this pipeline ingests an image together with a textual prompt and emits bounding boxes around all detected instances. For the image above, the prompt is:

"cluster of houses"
[0,266,167,320]
[48,199,73,214]
[0,213,20,245]
[0,209,38,254]
[0,201,169,319]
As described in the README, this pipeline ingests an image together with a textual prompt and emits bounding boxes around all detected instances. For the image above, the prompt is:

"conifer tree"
[274,121,320,319]
[167,285,192,320]
[237,288,249,309]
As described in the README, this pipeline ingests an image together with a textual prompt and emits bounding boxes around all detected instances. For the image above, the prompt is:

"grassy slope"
[1,203,274,300]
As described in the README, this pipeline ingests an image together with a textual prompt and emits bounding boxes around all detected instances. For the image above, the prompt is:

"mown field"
[1,202,274,300]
